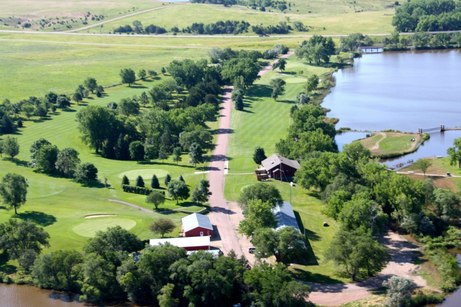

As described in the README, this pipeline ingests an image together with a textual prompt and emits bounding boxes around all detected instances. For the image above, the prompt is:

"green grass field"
[0,78,211,251]
[0,32,309,101]
[359,132,421,157]
[225,56,343,281]
[80,3,393,35]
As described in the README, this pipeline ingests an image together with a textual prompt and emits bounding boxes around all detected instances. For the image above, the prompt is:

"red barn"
[182,213,213,237]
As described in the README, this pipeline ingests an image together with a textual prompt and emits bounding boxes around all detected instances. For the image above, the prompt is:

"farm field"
[82,3,393,35]
[0,31,304,101]
[0,78,213,251]
[225,56,342,280]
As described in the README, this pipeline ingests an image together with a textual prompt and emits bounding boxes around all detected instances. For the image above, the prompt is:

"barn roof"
[272,201,301,232]
[261,154,300,171]
[182,213,213,232]
[149,236,210,248]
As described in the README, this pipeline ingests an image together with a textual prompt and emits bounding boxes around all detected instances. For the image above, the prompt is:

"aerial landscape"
[1,0,461,306]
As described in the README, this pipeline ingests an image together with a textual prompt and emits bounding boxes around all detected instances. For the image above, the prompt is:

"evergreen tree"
[122,175,129,186]
[164,174,172,186]
[136,176,145,188]
[151,174,160,189]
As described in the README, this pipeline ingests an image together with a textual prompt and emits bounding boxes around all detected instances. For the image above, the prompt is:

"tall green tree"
[326,229,389,281]
[239,200,276,236]
[244,263,310,306]
[189,142,204,166]
[413,158,431,176]
[151,174,160,189]
[191,179,211,203]
[0,219,49,266]
[146,191,165,210]
[0,173,28,214]
[253,146,267,164]
[296,35,336,65]
[120,68,136,87]
[270,78,286,100]
[239,182,283,211]
[150,218,176,237]
[447,138,461,168]
[252,227,308,264]
[2,136,19,159]
[55,147,80,177]
[35,144,59,174]
[32,250,83,291]
[84,77,98,93]
[76,106,120,154]
[75,163,98,185]
[167,180,190,205]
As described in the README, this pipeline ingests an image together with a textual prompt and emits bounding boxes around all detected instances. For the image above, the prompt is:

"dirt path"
[207,53,294,261]
[207,85,245,257]
[370,132,386,151]
[308,231,427,306]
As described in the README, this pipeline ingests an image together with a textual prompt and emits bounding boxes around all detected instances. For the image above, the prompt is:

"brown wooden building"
[259,154,300,181]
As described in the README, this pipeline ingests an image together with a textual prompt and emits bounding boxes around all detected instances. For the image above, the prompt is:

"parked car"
[248,247,256,254]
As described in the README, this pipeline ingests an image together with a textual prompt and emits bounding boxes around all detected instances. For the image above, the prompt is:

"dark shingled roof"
[261,154,300,171]
[272,201,300,232]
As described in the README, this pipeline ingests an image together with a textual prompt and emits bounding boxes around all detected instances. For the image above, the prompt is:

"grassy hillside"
[79,3,393,35]
[0,32,305,101]
[0,79,212,251]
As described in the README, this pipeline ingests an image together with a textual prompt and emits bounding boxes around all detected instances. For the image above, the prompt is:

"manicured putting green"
[72,217,137,237]
[118,169,168,180]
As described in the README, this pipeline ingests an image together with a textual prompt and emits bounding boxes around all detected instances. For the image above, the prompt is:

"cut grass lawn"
[226,56,344,282]
[0,78,212,252]
[359,132,422,158]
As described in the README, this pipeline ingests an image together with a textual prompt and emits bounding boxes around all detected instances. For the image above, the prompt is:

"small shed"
[182,213,213,237]
[149,236,210,251]
[272,201,301,232]
[261,154,300,181]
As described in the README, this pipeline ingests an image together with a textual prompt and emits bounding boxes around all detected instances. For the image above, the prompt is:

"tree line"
[393,0,461,32]
[190,0,291,12]
[0,222,311,306]
[113,19,307,36]
[77,47,271,162]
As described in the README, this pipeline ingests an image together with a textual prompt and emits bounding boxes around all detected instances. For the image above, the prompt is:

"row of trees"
[393,0,461,32]
[29,138,98,185]
[180,20,251,35]
[79,47,271,162]
[25,225,310,305]
[383,31,461,50]
[0,76,104,137]
[190,0,290,12]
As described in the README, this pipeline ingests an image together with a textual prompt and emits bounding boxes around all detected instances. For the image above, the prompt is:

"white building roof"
[272,201,301,232]
[149,236,210,248]
[182,213,213,232]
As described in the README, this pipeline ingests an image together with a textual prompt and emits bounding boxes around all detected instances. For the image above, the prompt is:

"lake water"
[0,284,84,307]
[324,50,461,132]
[327,50,461,166]
[326,50,461,305]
